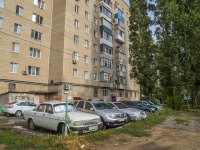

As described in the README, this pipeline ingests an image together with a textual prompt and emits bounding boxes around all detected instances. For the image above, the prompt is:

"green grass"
[175,118,188,124]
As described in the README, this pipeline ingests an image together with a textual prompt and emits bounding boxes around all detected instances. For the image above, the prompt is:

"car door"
[84,102,96,114]
[42,104,57,131]
[17,102,26,113]
[33,104,46,127]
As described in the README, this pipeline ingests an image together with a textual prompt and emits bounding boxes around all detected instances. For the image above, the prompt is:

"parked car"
[123,101,157,113]
[107,102,147,122]
[182,99,192,104]
[23,101,102,134]
[74,100,127,129]
[143,101,163,110]
[4,101,36,116]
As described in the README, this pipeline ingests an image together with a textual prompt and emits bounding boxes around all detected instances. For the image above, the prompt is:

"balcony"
[99,0,112,10]
[116,46,126,54]
[100,38,113,47]
[117,71,126,77]
[100,12,112,22]
[117,84,127,89]
[115,34,125,43]
[100,67,113,74]
[100,52,113,59]
[100,25,112,35]
[100,82,113,88]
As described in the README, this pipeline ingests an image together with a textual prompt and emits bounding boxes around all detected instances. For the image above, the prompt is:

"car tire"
[126,114,131,123]
[29,119,36,130]
[100,118,106,130]
[145,110,150,114]
[58,123,65,134]
[15,110,22,117]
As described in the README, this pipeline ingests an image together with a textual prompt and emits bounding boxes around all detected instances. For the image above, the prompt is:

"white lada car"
[23,101,102,134]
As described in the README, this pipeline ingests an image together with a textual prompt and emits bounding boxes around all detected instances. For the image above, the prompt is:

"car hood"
[120,108,142,113]
[59,111,100,121]
[96,109,124,115]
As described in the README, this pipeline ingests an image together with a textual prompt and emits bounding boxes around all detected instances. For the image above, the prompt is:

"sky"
[124,0,130,5]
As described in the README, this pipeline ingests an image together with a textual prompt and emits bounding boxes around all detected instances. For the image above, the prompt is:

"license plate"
[118,119,125,122]
[89,126,98,131]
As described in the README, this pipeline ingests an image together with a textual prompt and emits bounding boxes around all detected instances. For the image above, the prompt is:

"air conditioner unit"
[72,59,77,64]
[22,70,28,75]
[64,84,70,90]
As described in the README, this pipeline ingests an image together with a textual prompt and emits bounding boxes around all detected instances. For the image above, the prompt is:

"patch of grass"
[118,138,129,143]
[175,118,188,124]
[0,129,86,150]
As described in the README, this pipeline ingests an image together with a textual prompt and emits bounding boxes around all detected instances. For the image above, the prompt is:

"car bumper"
[70,123,102,134]
[3,109,15,115]
[104,119,126,127]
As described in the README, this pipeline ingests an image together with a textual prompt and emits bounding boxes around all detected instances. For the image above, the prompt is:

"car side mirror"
[90,108,94,111]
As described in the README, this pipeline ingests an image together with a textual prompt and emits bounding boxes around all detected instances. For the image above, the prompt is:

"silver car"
[107,102,147,122]
[74,100,127,129]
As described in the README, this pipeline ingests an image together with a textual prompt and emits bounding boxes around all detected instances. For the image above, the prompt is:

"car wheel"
[126,114,131,123]
[29,119,36,130]
[145,110,150,114]
[101,118,106,130]
[58,123,65,134]
[15,110,22,117]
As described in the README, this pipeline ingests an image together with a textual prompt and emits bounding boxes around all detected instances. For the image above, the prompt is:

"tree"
[129,0,157,101]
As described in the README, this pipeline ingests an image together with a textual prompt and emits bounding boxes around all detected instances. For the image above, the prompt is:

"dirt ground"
[87,116,200,150]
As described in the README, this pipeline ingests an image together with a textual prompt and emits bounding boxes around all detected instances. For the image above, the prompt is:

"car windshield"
[54,103,77,113]
[92,102,112,110]
[142,101,149,106]
[114,103,128,109]
[148,101,155,105]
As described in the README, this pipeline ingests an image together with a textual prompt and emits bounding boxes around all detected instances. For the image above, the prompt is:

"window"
[28,66,40,76]
[101,31,112,42]
[85,102,93,110]
[85,0,89,6]
[74,19,79,28]
[10,63,18,73]
[100,6,112,18]
[75,5,79,13]
[14,23,22,34]
[77,101,84,109]
[30,47,41,58]
[94,30,98,38]
[0,18,2,28]
[85,25,89,34]
[94,73,98,81]
[16,5,23,16]
[85,11,89,19]
[84,71,89,79]
[31,30,42,41]
[117,76,127,85]
[94,17,98,25]
[100,72,113,82]
[0,0,4,8]
[102,89,108,97]
[130,92,132,97]
[100,58,113,68]
[118,91,123,97]
[84,40,89,48]
[73,52,78,60]
[74,35,79,44]
[32,13,43,25]
[94,58,98,66]
[12,43,20,53]
[125,91,128,98]
[34,0,45,9]
[94,88,98,97]
[100,45,113,55]
[94,44,98,52]
[94,4,97,12]
[73,69,78,78]
[84,55,88,63]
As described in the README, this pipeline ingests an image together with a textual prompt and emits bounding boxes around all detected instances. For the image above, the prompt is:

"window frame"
[14,23,22,34]
[12,42,20,53]
[10,62,18,73]
[16,5,24,16]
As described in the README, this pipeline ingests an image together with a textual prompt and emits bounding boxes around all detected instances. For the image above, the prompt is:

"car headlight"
[73,121,84,126]
[151,108,155,111]
[108,114,115,119]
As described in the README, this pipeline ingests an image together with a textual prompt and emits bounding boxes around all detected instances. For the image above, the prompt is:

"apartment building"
[0,0,140,104]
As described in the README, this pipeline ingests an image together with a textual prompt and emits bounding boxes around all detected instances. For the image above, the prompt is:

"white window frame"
[94,44,98,52]
[94,58,98,67]
[75,5,79,13]
[74,35,79,44]
[85,25,89,34]
[85,11,89,19]
[34,0,45,9]
[16,5,24,16]
[0,18,2,28]
[84,71,89,80]
[85,0,89,6]
[73,69,78,78]
[12,42,20,53]
[31,30,42,41]
[94,4,97,12]
[94,30,98,38]
[94,73,98,81]
[0,0,4,8]
[102,89,108,97]
[32,13,43,25]
[84,40,89,48]
[73,52,78,60]
[14,23,22,34]
[74,19,79,28]
[30,47,41,59]
[118,91,123,97]
[28,66,40,76]
[84,55,89,64]
[10,62,18,73]
[94,17,98,25]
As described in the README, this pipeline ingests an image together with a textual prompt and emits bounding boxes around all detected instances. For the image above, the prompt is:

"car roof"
[40,101,67,105]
